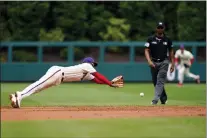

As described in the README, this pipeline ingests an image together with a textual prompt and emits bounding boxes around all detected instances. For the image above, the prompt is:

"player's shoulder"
[80,63,96,72]
[175,49,181,54]
[79,63,94,68]
[185,50,192,55]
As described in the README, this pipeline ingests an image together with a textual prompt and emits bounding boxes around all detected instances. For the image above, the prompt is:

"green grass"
[2,117,205,138]
[1,83,206,106]
[1,83,206,138]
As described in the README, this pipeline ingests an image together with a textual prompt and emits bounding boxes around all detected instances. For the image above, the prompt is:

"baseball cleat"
[9,94,17,108]
[177,83,183,87]
[9,92,21,108]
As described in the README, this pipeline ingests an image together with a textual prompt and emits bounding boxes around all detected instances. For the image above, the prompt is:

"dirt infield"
[1,106,205,121]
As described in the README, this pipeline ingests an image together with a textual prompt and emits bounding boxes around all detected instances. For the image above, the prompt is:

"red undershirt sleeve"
[175,58,178,63]
[92,77,105,84]
[91,72,112,86]
[190,58,194,64]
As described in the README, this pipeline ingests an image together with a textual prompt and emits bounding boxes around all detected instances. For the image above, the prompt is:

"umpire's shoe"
[9,91,21,108]
[161,100,168,105]
[151,100,158,105]
[160,97,168,105]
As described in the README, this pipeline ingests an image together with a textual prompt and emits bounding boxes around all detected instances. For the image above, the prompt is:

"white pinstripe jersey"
[62,63,96,82]
[175,49,193,65]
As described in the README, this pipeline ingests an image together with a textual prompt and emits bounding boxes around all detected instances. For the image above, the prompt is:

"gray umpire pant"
[150,59,169,104]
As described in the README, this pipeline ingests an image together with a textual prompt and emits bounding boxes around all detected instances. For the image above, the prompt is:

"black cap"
[156,22,165,29]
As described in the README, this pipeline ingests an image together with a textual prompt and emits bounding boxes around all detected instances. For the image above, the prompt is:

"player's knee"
[185,73,191,77]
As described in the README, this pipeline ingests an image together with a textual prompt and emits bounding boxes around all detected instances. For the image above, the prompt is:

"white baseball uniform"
[175,49,199,84]
[19,63,96,100]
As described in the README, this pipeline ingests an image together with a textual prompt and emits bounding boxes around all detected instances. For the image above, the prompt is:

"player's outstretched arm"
[91,72,124,88]
[91,72,113,86]
[91,77,105,84]
[190,58,194,64]
[189,52,194,65]
[83,63,122,87]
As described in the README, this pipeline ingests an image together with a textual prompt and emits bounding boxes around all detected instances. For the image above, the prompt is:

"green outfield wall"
[0,41,206,82]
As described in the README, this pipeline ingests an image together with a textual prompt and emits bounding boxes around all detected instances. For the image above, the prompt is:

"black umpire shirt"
[145,35,173,62]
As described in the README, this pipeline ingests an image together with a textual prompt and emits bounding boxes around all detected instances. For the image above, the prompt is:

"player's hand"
[149,61,156,68]
[170,64,175,73]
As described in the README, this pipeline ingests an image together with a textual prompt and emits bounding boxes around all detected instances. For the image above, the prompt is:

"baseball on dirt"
[140,92,144,97]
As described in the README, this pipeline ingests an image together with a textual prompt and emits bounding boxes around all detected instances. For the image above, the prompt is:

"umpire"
[144,22,175,105]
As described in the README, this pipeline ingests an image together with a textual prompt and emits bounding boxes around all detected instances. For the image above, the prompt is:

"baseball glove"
[111,75,124,88]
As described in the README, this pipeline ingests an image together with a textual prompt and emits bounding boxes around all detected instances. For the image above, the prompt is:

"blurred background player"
[175,44,200,86]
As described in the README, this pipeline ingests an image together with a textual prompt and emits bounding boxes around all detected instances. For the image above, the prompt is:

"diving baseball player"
[9,57,123,108]
[175,44,200,86]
